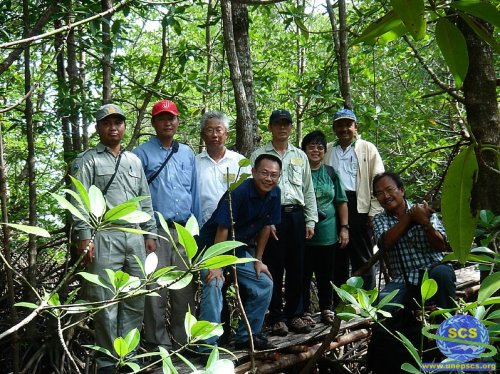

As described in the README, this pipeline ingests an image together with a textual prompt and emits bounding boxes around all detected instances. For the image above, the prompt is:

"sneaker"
[270,321,288,336]
[288,317,312,334]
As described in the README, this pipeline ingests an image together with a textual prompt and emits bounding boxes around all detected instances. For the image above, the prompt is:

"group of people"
[71,100,456,373]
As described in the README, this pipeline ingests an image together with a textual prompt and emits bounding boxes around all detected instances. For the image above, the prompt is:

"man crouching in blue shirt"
[197,154,282,351]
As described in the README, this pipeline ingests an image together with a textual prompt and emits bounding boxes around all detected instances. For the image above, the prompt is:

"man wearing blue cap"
[324,108,384,291]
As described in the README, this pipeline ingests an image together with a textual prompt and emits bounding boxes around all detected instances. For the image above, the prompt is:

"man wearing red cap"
[133,99,200,352]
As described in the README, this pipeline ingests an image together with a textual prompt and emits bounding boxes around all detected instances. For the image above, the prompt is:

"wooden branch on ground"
[234,329,371,374]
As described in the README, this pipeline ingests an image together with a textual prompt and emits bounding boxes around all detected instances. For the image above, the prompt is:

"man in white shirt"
[195,111,251,228]
[324,108,384,290]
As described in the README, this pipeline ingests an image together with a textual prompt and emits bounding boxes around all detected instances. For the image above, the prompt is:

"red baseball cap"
[152,100,179,117]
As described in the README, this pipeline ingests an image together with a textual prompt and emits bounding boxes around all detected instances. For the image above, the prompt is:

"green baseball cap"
[95,104,126,122]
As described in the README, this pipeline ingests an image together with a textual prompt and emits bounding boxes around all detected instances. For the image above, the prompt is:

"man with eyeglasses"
[251,109,318,336]
[372,172,455,309]
[133,99,200,352]
[324,108,385,290]
[196,154,282,350]
[196,111,251,228]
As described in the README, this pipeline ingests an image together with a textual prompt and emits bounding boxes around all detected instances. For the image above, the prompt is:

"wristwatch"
[340,224,350,230]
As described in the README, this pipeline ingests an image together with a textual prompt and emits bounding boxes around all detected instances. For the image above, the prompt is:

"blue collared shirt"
[197,178,281,250]
[133,136,201,224]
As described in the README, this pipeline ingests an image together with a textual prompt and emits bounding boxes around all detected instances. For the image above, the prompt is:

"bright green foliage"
[1,223,50,238]
[390,0,426,40]
[435,18,469,88]
[442,145,479,264]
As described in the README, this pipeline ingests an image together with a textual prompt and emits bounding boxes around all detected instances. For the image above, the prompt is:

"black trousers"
[340,191,376,290]
[303,243,338,312]
[264,207,305,324]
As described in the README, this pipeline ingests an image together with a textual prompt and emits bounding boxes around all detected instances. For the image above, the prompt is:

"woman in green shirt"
[301,130,349,324]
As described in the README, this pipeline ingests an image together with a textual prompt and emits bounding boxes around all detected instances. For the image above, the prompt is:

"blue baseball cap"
[333,108,357,123]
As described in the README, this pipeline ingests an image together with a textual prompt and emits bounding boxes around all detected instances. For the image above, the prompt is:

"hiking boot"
[270,321,288,336]
[288,317,312,334]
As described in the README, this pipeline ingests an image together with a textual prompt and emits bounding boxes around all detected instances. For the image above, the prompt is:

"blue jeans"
[380,263,456,313]
[199,249,273,345]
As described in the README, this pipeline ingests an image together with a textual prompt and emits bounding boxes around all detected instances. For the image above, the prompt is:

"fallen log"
[234,329,371,374]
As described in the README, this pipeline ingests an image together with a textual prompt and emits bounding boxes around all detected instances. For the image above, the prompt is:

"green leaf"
[14,302,38,309]
[421,278,438,303]
[376,289,401,309]
[435,18,469,88]
[346,276,364,289]
[83,344,115,358]
[124,328,140,353]
[184,310,197,340]
[238,158,251,167]
[89,185,106,218]
[376,22,407,44]
[401,362,423,373]
[62,188,86,213]
[114,270,130,289]
[114,227,152,236]
[200,241,246,261]
[103,202,137,222]
[206,347,219,368]
[114,337,128,358]
[442,145,479,264]
[352,10,404,45]
[122,362,140,373]
[51,193,89,224]
[190,320,223,341]
[78,271,111,290]
[3,223,51,238]
[145,252,159,276]
[70,176,91,211]
[230,173,251,191]
[157,271,193,290]
[174,223,198,261]
[104,269,116,291]
[151,266,176,280]
[395,331,421,367]
[198,255,255,270]
[185,215,199,237]
[390,0,426,40]
[333,284,360,306]
[478,272,500,304]
[458,13,500,54]
[115,210,152,224]
[452,0,500,29]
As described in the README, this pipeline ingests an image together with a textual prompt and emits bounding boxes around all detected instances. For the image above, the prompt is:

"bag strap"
[324,164,337,183]
[102,149,124,196]
[147,140,179,184]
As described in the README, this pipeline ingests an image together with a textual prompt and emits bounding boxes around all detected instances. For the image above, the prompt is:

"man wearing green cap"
[72,104,157,373]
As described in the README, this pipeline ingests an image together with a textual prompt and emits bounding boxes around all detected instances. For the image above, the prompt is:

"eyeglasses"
[374,186,399,199]
[256,170,281,181]
[306,144,325,152]
[203,127,226,135]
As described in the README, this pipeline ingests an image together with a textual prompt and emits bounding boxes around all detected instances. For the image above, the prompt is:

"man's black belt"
[166,220,187,228]
[345,190,356,197]
[282,204,303,213]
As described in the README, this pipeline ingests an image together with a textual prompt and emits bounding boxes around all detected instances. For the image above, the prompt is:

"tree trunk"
[460,20,500,214]
[79,28,89,150]
[0,126,19,373]
[222,0,256,156]
[327,0,352,109]
[23,0,37,305]
[67,0,81,152]
[101,0,113,104]
[295,0,305,146]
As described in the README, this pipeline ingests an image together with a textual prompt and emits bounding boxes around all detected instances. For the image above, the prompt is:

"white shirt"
[195,149,251,227]
[330,143,358,192]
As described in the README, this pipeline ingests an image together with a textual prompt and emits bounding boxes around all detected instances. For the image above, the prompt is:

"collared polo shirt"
[133,136,200,224]
[195,149,251,227]
[197,178,281,250]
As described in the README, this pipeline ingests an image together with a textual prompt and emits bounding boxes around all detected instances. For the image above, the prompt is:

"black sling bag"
[147,140,179,184]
